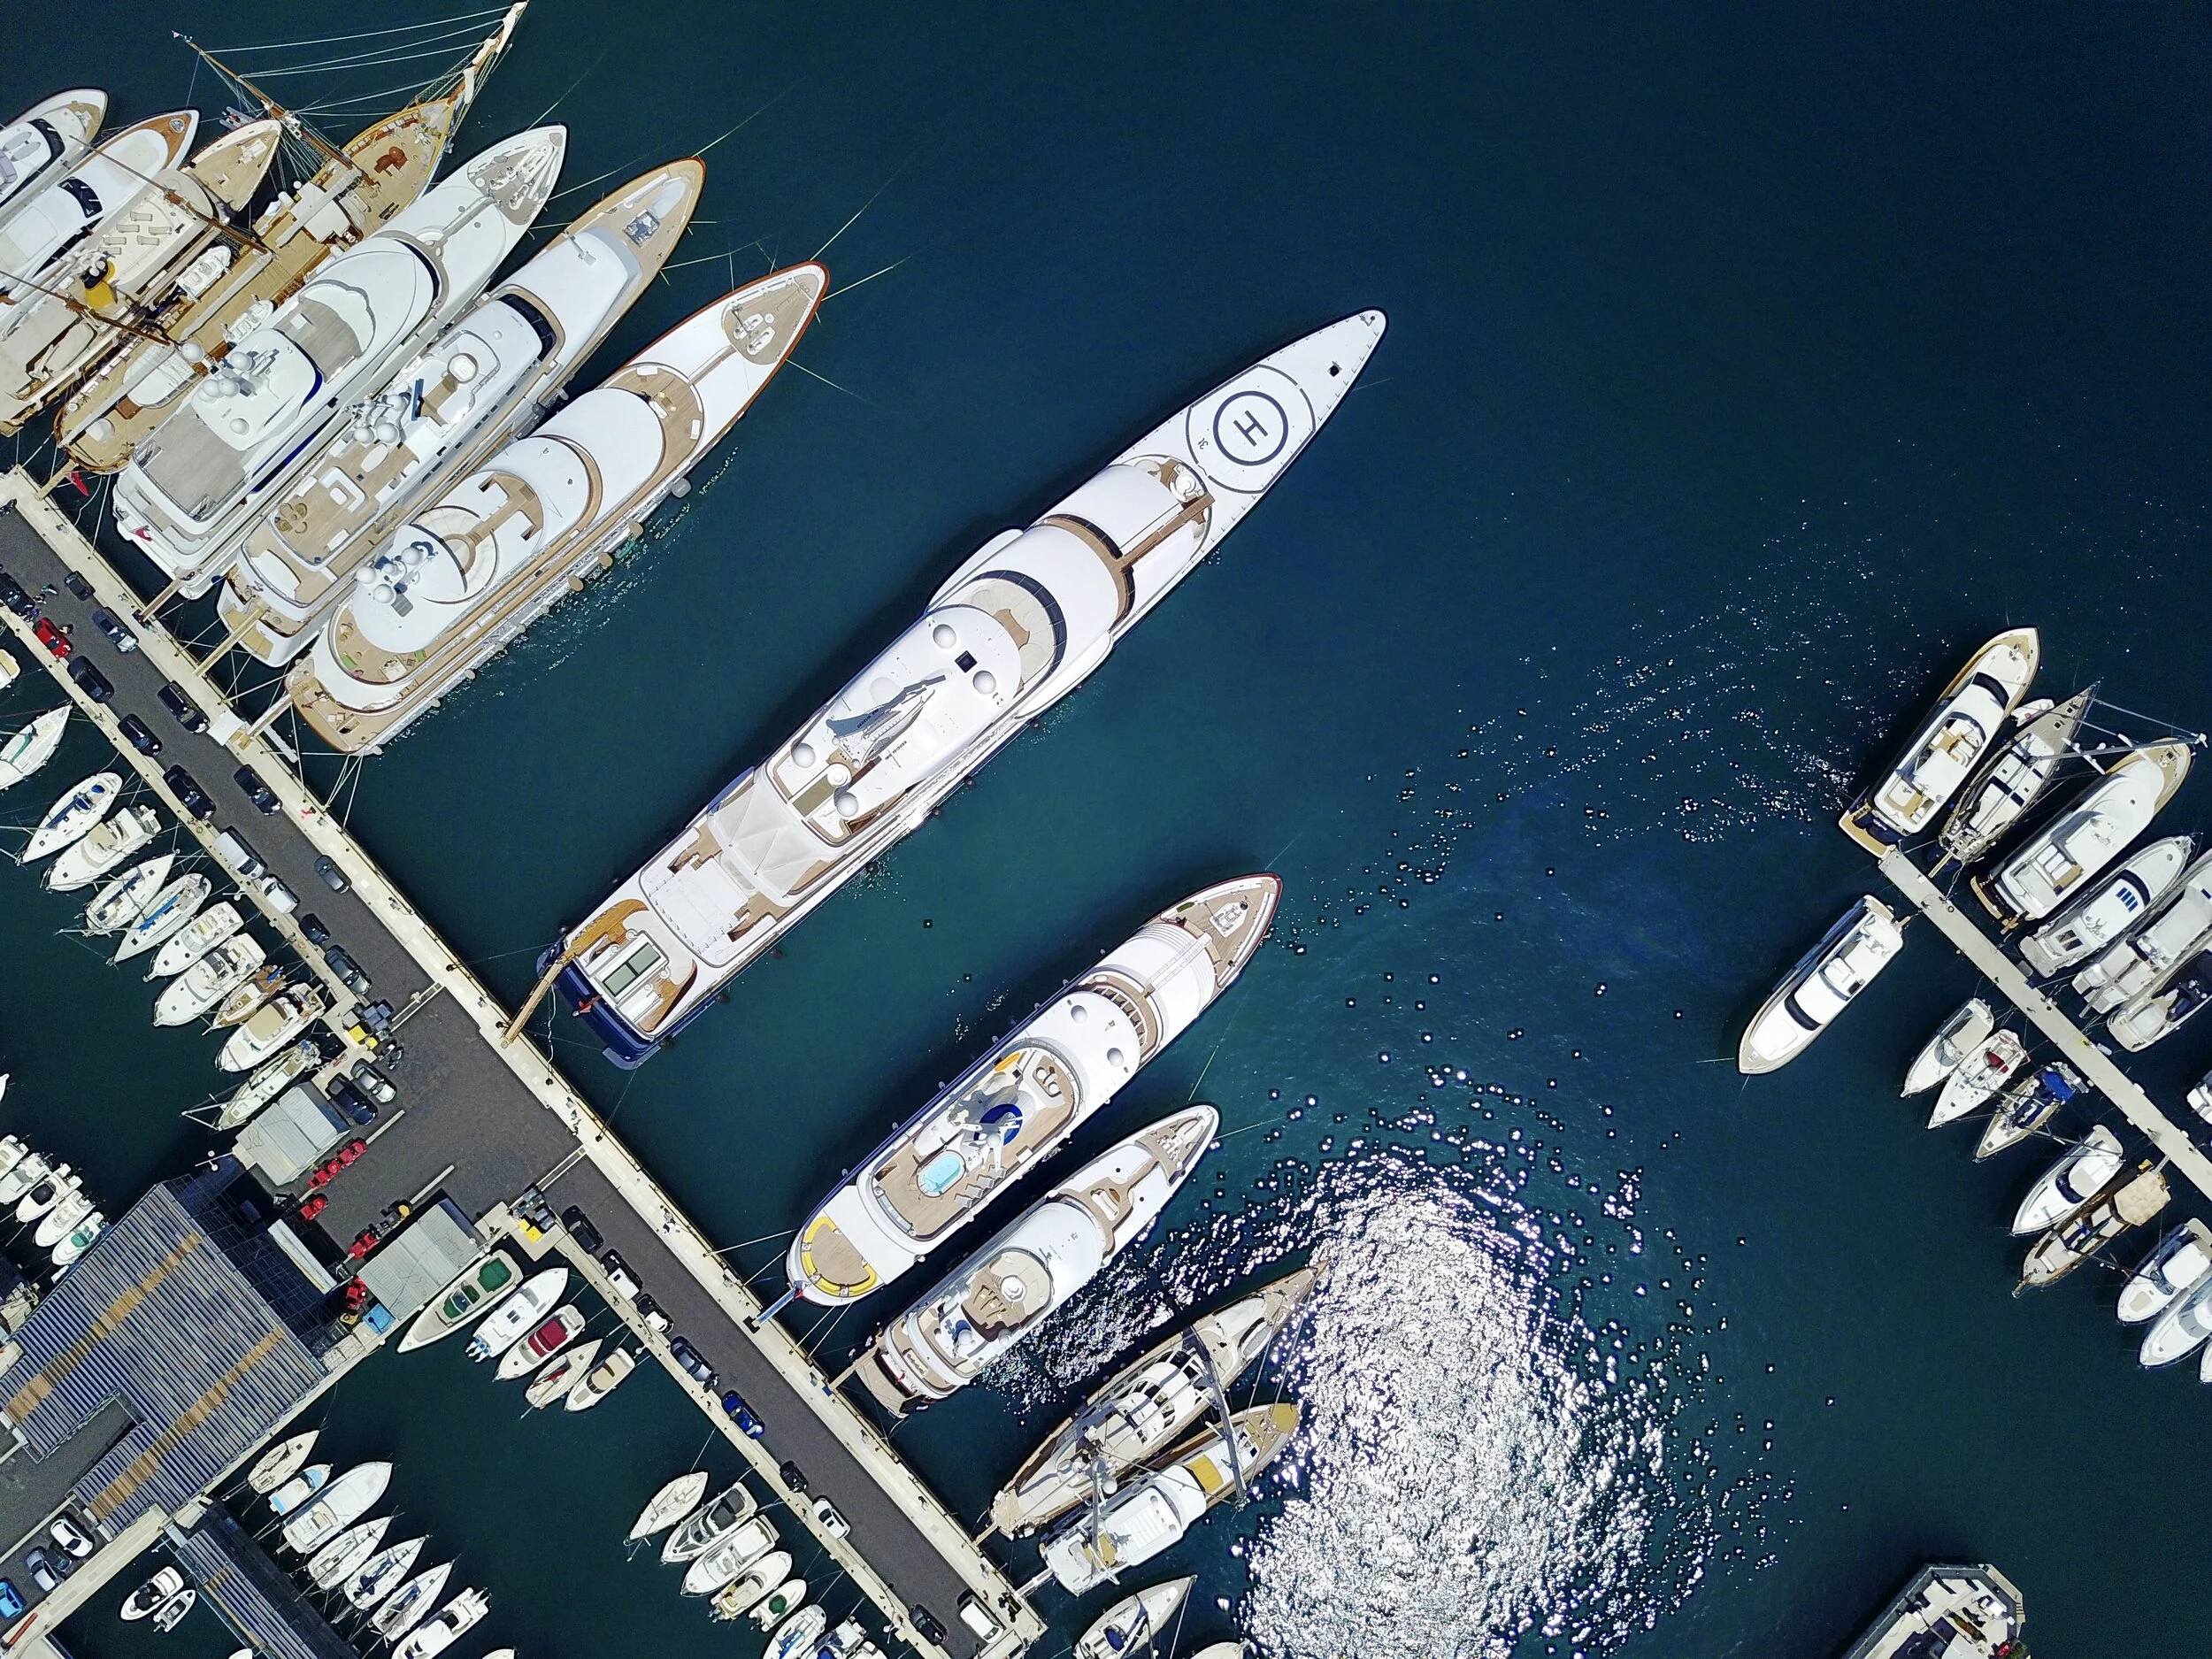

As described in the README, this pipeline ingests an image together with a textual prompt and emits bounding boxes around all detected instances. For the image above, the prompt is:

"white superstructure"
[0,112,196,305]
[0,91,106,237]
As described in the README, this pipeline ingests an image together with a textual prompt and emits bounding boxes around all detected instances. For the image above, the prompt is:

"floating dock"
[0,471,1041,1659]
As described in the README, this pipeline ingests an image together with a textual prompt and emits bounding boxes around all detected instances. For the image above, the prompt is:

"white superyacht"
[1970,741,2192,926]
[544,311,1387,1064]
[290,260,825,749]
[789,877,1278,1305]
[0,91,107,237]
[219,160,703,664]
[111,126,567,595]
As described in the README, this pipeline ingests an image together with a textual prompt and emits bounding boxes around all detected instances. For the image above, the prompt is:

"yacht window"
[59,176,99,218]
[955,651,976,672]
[1967,673,2009,703]
[601,941,665,1000]
[29,119,61,162]
[506,293,559,359]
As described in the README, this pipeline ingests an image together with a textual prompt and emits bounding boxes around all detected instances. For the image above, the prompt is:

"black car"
[234,765,280,814]
[89,607,136,653]
[324,1075,378,1127]
[634,1292,671,1333]
[356,999,395,1035]
[157,682,208,733]
[599,1248,639,1298]
[60,571,93,602]
[65,657,111,703]
[322,945,371,997]
[313,855,350,893]
[560,1204,603,1255]
[910,1606,949,1647]
[299,912,331,947]
[667,1334,717,1388]
[162,764,215,820]
[779,1460,809,1495]
[117,712,162,756]
[0,571,32,618]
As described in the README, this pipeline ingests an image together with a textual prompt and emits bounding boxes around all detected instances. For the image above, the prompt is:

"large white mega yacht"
[788,876,1278,1305]
[0,91,107,238]
[288,259,825,749]
[548,311,1386,1064]
[111,125,567,595]
[219,160,703,664]
[0,111,197,305]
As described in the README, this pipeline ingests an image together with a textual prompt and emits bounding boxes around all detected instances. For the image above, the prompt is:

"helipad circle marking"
[1212,390,1289,466]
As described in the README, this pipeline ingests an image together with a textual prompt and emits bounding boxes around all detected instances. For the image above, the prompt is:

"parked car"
[163,764,214,819]
[599,1248,639,1298]
[34,617,68,657]
[0,570,33,618]
[634,1292,672,1333]
[910,1604,950,1647]
[299,912,331,947]
[779,1461,809,1495]
[89,607,135,653]
[259,873,298,914]
[313,856,349,893]
[60,571,93,602]
[0,1577,23,1619]
[25,1549,57,1593]
[720,1391,764,1438]
[117,712,161,756]
[325,1076,378,1128]
[212,830,264,878]
[667,1334,716,1389]
[157,682,208,733]
[65,657,111,703]
[322,945,370,997]
[810,1497,849,1539]
[560,1205,602,1255]
[234,765,280,814]
[349,1060,396,1104]
[47,1517,90,1560]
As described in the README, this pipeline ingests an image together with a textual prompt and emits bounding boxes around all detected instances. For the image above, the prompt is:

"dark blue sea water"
[4,5,2212,1657]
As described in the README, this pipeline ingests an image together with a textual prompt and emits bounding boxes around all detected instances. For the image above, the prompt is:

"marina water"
[3,4,2209,1656]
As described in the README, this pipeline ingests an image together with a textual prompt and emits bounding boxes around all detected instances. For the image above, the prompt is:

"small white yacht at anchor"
[1928,1024,2024,1125]
[1839,628,2039,855]
[0,91,107,238]
[2072,851,2212,1013]
[111,126,569,595]
[790,876,1278,1305]
[1935,688,2093,867]
[217,987,326,1071]
[290,259,826,751]
[2020,1162,2167,1291]
[542,310,1388,1065]
[283,1461,393,1554]
[1737,896,1903,1075]
[43,803,159,891]
[150,901,245,979]
[854,1105,1217,1416]
[1075,1578,1197,1659]
[1900,999,1993,1097]
[1971,741,2193,927]
[2009,1125,2124,1233]
[2118,1219,2212,1325]
[0,706,68,789]
[19,770,120,863]
[155,934,268,1026]
[2016,836,2194,976]
[2141,1271,2212,1368]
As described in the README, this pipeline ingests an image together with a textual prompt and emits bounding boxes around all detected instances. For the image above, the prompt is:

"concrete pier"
[0,471,1041,1659]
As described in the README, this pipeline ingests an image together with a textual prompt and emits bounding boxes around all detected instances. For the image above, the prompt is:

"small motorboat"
[1936,687,2093,867]
[344,1535,425,1610]
[748,1577,808,1632]
[495,1302,586,1379]
[399,1248,520,1351]
[2073,849,2212,1012]
[524,1338,600,1409]
[369,1562,452,1640]
[709,1549,793,1622]
[45,803,159,891]
[766,1606,830,1659]
[0,1137,22,1186]
[664,1480,756,1563]
[2020,1164,2168,1291]
[626,1471,708,1541]
[150,1586,196,1633]
[392,1586,488,1659]
[1974,742,2193,926]
[306,1514,391,1591]
[15,1165,78,1223]
[214,1040,319,1131]
[0,1152,52,1206]
[1974,1064,2085,1161]
[2142,1274,2212,1368]
[0,648,12,690]
[1076,1577,1197,1659]
[150,900,244,979]
[84,852,175,933]
[217,986,326,1072]
[465,1266,569,1362]
[20,771,122,863]
[680,1514,779,1596]
[2010,1125,2125,1234]
[1190,1646,1251,1659]
[2108,948,2212,1053]
[34,1188,95,1249]
[121,1566,186,1620]
[2017,837,2195,976]
[113,873,213,964]
[1900,1000,1993,1097]
[2118,1220,2212,1325]
[211,965,289,1029]
[0,707,67,790]
[565,1345,637,1411]
[1737,897,1904,1074]
[280,1460,392,1553]
[51,1210,104,1267]
[265,1462,332,1516]
[155,935,269,1027]
[1839,628,2039,854]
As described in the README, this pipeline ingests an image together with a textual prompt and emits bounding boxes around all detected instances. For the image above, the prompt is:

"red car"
[33,618,68,658]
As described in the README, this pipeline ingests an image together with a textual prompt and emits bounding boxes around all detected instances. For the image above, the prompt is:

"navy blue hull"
[545,951,661,1068]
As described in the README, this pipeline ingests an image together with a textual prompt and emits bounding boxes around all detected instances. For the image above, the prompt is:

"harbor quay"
[0,470,1042,1659]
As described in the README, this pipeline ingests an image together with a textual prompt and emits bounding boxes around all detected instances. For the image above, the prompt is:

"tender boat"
[2108,947,2212,1053]
[748,1578,808,1632]
[856,1106,1217,1416]
[680,1515,779,1596]
[1736,897,1904,1074]
[369,1562,452,1640]
[1899,999,1993,1097]
[291,258,826,752]
[44,803,158,891]
[992,1264,1320,1537]
[662,1479,756,1563]
[564,1345,636,1410]
[766,1607,829,1659]
[545,310,1386,1066]
[59,11,526,472]
[111,125,568,596]
[392,1586,488,1659]
[216,987,326,1071]
[625,1471,708,1541]
[50,1210,103,1268]
[2118,1219,2212,1325]
[243,1428,317,1495]
[1974,1064,2086,1161]
[113,874,213,964]
[0,91,107,238]
[1189,1646,1250,1659]
[495,1302,585,1379]
[708,1549,792,1622]
[121,1566,185,1621]
[222,160,703,665]
[524,1337,600,1409]
[344,1535,425,1609]
[1839,628,2039,854]
[85,852,175,933]
[15,1166,79,1223]
[0,707,68,789]
[0,1153,53,1207]
[2010,1125,2124,1233]
[150,900,245,978]
[280,1460,392,1553]
[0,112,197,308]
[399,1248,520,1350]
[2020,1163,2168,1290]
[155,935,268,1026]
[0,1138,25,1187]
[20,771,121,863]
[1972,742,2193,926]
[2017,836,2195,976]
[305,1515,391,1591]
[150,1586,196,1633]
[1075,1577,1196,1659]
[34,1189,94,1249]
[1040,1404,1301,1594]
[792,877,1279,1305]
[1929,1030,2030,1129]
[266,1462,332,1516]
[465,1267,568,1361]
[1836,1565,2024,1659]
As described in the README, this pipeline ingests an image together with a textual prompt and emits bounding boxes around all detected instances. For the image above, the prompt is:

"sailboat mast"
[173,35,349,170]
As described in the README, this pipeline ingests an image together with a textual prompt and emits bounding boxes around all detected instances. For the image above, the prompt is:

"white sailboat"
[392,1587,487,1659]
[247,1432,319,1497]
[1936,688,2093,866]
[1076,1578,1196,1659]
[344,1535,424,1610]
[1900,999,1993,1098]
[112,873,212,963]
[84,852,174,932]
[0,707,68,789]
[524,1336,599,1409]
[625,1471,707,1542]
[305,1514,390,1591]
[213,1040,319,1130]
[43,803,158,890]
[19,770,121,862]
[368,1561,451,1640]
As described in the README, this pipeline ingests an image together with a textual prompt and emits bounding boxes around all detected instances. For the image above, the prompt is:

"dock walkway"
[1877,849,2212,1200]
[0,472,1039,1659]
